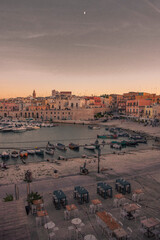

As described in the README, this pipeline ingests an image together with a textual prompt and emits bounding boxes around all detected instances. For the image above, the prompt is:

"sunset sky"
[0,0,160,98]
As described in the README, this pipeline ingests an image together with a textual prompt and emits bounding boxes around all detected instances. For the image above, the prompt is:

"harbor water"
[0,124,154,165]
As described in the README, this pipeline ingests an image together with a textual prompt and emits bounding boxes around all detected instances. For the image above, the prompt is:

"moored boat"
[35,149,44,156]
[56,143,67,151]
[97,134,118,139]
[20,151,28,158]
[88,126,100,130]
[110,143,122,150]
[45,148,54,155]
[12,127,26,133]
[84,145,96,151]
[46,142,55,149]
[69,143,79,151]
[27,149,35,155]
[11,150,19,158]
[1,151,10,159]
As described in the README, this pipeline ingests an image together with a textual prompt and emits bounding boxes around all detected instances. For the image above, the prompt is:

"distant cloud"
[145,0,160,14]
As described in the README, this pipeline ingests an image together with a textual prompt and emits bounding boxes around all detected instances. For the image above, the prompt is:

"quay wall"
[0,107,109,121]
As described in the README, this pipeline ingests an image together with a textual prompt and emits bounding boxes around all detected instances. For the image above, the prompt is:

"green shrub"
[27,191,42,204]
[3,193,13,202]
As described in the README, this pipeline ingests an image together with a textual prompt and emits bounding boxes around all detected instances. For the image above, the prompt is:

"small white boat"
[46,142,55,149]
[26,125,35,131]
[56,143,67,151]
[1,127,13,132]
[11,151,19,158]
[32,126,40,130]
[2,151,10,159]
[45,149,54,155]
[84,145,96,151]
[111,143,122,150]
[12,127,26,133]
[27,150,35,155]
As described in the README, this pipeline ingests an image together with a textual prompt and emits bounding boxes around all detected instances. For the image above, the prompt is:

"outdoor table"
[141,218,160,238]
[97,182,112,198]
[116,179,131,194]
[123,204,140,220]
[53,190,67,209]
[74,186,89,204]
[71,218,82,226]
[44,221,55,229]
[37,210,48,217]
[84,234,97,240]
[113,228,127,239]
[96,211,120,231]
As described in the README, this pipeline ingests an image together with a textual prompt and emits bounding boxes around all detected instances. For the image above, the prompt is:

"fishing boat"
[12,127,26,133]
[1,127,13,132]
[35,149,44,156]
[45,148,54,155]
[97,134,118,139]
[27,149,35,155]
[130,135,143,140]
[69,143,79,151]
[20,151,28,158]
[1,151,10,159]
[56,143,67,151]
[110,143,122,150]
[11,150,19,158]
[46,142,55,149]
[26,125,35,131]
[88,126,100,130]
[84,145,96,151]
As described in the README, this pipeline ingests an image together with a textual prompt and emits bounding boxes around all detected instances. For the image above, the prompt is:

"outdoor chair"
[133,209,140,222]
[152,228,160,239]
[97,203,103,211]
[120,197,126,205]
[75,228,82,240]
[32,205,37,215]
[89,204,95,214]
[42,215,50,225]
[139,193,144,201]
[113,198,119,208]
[126,227,133,239]
[74,190,78,199]
[97,186,101,194]
[132,193,137,202]
[74,209,79,217]
[36,217,42,227]
[120,209,127,220]
[68,226,75,240]
[139,226,147,235]
[64,210,70,220]
[118,221,123,227]
[140,216,147,221]
[48,232,56,240]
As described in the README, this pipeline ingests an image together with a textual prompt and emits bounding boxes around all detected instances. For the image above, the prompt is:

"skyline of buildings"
[0,89,160,121]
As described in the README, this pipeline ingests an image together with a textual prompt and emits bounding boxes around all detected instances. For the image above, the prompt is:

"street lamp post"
[97,144,101,173]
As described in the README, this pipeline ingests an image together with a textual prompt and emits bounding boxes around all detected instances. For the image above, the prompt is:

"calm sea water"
[0,124,153,165]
